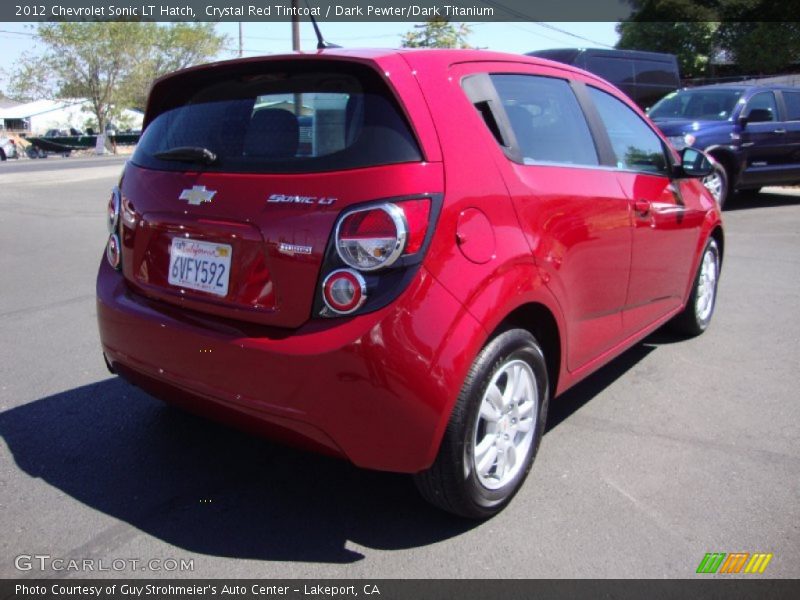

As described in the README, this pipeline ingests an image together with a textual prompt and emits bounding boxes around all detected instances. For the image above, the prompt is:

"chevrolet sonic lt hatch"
[97,49,723,518]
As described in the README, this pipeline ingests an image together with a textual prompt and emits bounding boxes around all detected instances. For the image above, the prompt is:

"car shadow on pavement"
[1,335,667,565]
[725,189,800,211]
[0,378,475,564]
[546,334,668,432]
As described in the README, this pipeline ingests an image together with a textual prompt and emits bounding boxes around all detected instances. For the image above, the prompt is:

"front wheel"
[414,329,550,518]
[671,238,721,336]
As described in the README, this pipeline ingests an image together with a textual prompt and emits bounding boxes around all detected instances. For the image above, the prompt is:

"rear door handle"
[634,199,651,216]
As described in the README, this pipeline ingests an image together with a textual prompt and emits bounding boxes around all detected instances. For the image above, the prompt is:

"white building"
[0,99,143,134]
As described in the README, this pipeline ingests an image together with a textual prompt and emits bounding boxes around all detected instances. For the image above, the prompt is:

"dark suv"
[649,84,800,206]
[527,48,681,111]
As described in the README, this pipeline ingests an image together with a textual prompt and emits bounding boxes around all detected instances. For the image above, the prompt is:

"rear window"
[133,61,422,173]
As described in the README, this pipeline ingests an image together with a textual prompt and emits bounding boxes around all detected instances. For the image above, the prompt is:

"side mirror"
[678,147,714,178]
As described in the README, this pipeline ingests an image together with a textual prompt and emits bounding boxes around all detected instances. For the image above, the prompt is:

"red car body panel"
[119,161,444,327]
[97,49,723,473]
[99,258,482,472]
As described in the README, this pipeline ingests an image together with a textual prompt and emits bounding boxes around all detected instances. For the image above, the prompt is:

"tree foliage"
[123,23,226,110]
[10,23,227,131]
[401,18,472,49]
[716,1,800,75]
[617,0,800,78]
[617,21,717,78]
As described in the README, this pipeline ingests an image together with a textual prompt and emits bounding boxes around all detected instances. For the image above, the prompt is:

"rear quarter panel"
[406,57,569,379]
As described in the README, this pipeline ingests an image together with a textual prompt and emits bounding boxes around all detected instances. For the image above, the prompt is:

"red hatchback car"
[97,49,723,518]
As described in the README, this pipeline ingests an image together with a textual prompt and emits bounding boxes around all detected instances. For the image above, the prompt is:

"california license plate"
[168,238,232,297]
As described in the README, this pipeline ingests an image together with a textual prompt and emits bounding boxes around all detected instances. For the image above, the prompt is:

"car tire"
[414,328,549,518]
[671,238,720,337]
[0,149,6,161]
[703,162,729,209]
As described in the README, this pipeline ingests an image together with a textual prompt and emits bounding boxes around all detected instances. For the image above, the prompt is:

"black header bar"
[3,579,800,600]
[4,1,638,23]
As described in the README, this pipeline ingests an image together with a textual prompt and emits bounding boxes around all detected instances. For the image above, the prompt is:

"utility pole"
[291,0,300,52]
[238,22,243,57]
[291,0,301,117]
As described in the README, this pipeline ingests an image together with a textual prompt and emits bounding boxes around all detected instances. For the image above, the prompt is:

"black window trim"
[461,72,523,163]
[463,71,680,177]
[570,81,617,168]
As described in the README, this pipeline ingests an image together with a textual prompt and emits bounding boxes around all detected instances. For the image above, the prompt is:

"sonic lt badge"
[267,194,336,206]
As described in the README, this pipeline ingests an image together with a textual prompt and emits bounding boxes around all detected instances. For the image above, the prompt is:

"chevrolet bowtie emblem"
[179,186,217,205]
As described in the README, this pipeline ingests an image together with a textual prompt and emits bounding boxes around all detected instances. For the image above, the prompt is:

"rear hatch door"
[119,57,442,328]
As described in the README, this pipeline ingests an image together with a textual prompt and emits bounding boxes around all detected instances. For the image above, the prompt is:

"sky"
[0,21,620,95]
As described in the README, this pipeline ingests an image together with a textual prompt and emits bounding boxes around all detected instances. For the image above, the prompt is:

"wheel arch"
[704,145,739,187]
[710,225,725,267]
[491,302,562,400]
[680,214,725,307]
[425,262,568,468]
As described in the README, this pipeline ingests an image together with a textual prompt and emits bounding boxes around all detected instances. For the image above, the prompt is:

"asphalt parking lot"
[1,155,798,579]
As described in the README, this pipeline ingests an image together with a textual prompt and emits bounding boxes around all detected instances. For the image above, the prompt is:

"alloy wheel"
[472,359,538,490]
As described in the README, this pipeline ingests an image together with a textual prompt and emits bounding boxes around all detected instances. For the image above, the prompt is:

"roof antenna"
[304,0,341,49]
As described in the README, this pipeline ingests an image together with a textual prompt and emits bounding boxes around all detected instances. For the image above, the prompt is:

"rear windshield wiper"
[154,146,217,165]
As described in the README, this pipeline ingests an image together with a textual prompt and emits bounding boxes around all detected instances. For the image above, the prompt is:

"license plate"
[168,238,232,297]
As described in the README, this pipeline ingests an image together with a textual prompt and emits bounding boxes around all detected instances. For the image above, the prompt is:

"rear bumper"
[96,259,483,473]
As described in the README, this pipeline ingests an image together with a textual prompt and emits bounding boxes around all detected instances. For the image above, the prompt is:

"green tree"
[616,21,717,78]
[722,22,800,74]
[617,1,800,78]
[124,23,227,110]
[401,18,472,48]
[715,0,800,75]
[11,23,226,132]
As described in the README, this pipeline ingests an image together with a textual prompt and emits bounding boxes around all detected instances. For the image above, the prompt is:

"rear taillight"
[317,195,439,318]
[396,198,431,254]
[107,187,120,234]
[106,234,121,270]
[335,199,431,271]
[106,186,122,270]
[322,269,367,314]
[336,204,407,271]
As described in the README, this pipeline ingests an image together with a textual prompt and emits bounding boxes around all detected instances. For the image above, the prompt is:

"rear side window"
[588,87,668,175]
[634,60,678,86]
[584,56,635,86]
[490,74,599,166]
[133,62,421,173]
[784,91,800,121]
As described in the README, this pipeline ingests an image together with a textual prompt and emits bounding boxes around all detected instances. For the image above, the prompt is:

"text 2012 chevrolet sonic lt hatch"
[97,49,723,518]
